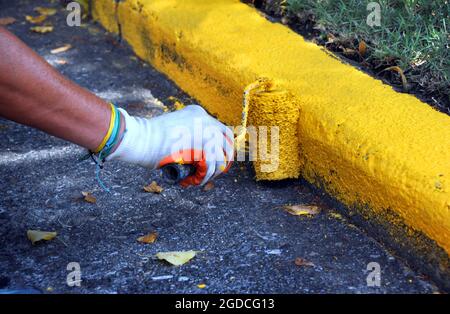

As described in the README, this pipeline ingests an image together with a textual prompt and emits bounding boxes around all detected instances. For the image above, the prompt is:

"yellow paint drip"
[235,77,272,152]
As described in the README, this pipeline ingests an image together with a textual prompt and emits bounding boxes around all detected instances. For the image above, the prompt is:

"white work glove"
[107,105,234,186]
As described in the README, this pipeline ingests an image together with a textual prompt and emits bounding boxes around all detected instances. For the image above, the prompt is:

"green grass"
[285,0,449,98]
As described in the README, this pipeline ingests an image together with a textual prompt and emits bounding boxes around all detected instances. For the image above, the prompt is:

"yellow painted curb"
[92,0,450,270]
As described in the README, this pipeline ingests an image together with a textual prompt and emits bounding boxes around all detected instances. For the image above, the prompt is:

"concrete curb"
[91,0,450,289]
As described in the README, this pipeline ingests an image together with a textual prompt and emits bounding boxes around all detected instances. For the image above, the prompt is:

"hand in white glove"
[107,105,234,186]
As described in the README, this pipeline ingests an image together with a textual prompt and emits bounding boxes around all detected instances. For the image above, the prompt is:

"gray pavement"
[0,0,438,293]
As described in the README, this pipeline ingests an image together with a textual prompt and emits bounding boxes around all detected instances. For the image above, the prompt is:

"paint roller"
[162,78,272,184]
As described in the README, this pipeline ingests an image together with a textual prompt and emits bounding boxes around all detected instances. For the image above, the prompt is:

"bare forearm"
[0,27,111,151]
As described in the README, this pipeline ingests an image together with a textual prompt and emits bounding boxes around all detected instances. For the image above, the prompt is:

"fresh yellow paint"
[247,84,302,180]
[92,0,450,256]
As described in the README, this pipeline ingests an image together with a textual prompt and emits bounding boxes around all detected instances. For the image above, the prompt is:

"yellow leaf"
[26,15,48,24]
[81,191,96,203]
[283,204,320,216]
[51,44,72,54]
[143,181,163,194]
[137,232,158,244]
[167,96,185,111]
[174,101,185,111]
[329,211,344,220]
[0,17,16,26]
[197,283,206,289]
[27,230,57,245]
[34,7,57,16]
[30,26,53,33]
[156,251,197,266]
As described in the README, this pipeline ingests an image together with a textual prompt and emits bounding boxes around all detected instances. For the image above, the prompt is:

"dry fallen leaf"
[137,232,158,244]
[55,59,68,65]
[203,181,215,191]
[81,191,96,203]
[325,33,337,44]
[87,26,102,36]
[358,40,367,57]
[329,211,344,220]
[380,66,409,91]
[27,230,57,245]
[26,14,48,24]
[34,7,57,16]
[51,44,72,54]
[342,47,358,56]
[294,257,315,267]
[283,204,320,216]
[0,17,16,26]
[156,251,197,266]
[30,25,54,33]
[143,181,163,194]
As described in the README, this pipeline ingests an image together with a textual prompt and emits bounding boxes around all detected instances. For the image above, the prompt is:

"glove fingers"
[223,132,234,166]
[180,158,207,187]
[200,151,217,186]
[219,123,235,147]
[214,121,234,167]
[158,149,207,187]
[156,107,234,187]
[213,147,235,179]
[211,148,226,179]
[200,124,232,184]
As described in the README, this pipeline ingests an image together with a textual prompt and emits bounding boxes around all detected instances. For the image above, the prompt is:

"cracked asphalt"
[0,0,439,293]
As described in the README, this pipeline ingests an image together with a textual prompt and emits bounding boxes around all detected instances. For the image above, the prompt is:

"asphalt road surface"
[0,0,438,293]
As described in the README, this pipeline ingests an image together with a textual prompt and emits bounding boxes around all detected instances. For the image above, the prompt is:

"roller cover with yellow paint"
[247,88,301,180]
[92,0,450,259]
